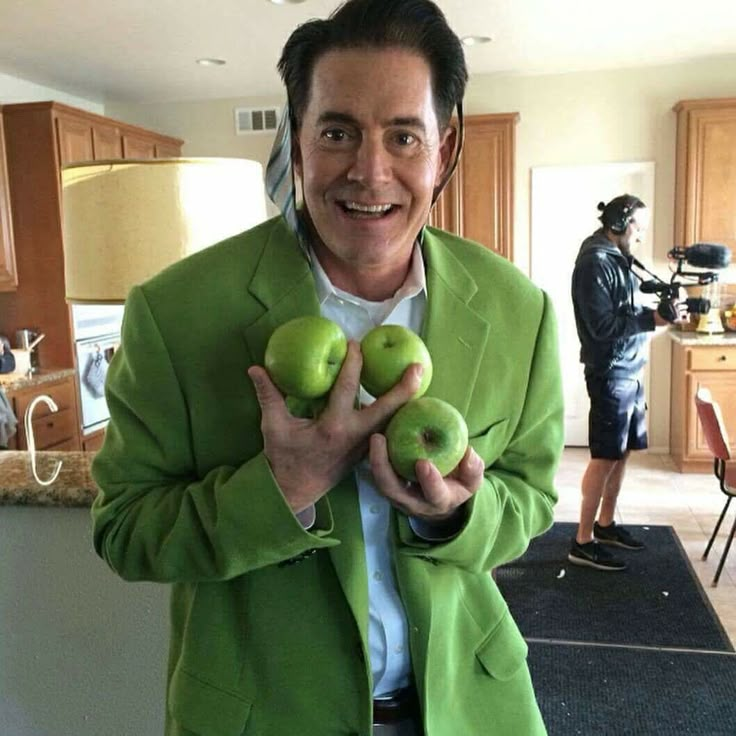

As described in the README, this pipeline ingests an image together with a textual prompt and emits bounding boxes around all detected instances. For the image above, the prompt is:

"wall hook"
[24,394,63,486]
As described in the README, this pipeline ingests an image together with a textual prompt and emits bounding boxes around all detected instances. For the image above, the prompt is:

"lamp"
[61,158,267,303]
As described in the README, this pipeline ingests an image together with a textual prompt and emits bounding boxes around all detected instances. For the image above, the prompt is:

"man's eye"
[323,129,347,142]
[395,132,417,146]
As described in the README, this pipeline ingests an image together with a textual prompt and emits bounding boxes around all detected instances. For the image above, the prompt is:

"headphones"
[599,200,635,234]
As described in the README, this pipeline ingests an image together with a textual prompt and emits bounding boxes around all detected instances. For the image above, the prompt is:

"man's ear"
[435,124,458,187]
[292,134,303,180]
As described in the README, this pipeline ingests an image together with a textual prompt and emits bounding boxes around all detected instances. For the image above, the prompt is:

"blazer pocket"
[469,418,509,467]
[169,667,252,736]
[475,611,528,681]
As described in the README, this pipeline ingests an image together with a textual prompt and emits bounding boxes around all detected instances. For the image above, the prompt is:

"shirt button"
[369,504,380,514]
[394,644,405,653]
[373,571,383,582]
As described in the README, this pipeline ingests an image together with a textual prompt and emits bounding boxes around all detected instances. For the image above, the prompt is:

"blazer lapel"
[241,222,321,366]
[421,230,490,415]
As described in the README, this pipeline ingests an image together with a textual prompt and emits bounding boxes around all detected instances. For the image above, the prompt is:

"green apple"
[385,397,469,481]
[360,324,433,398]
[264,316,347,399]
[285,395,328,419]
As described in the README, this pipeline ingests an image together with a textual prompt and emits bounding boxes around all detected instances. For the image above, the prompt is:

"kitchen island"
[0,450,168,736]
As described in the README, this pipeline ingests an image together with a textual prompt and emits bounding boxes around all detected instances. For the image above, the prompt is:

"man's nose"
[347,136,392,186]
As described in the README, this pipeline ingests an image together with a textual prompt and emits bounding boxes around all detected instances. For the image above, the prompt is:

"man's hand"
[369,434,484,523]
[247,341,423,514]
[654,298,689,326]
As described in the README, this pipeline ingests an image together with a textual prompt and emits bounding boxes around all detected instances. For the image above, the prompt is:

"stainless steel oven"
[71,305,124,436]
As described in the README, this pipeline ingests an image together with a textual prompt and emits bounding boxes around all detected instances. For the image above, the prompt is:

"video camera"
[635,243,732,323]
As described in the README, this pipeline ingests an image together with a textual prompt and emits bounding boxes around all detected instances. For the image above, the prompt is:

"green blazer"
[91,217,564,736]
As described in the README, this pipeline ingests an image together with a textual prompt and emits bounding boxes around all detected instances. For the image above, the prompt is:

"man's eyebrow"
[316,111,359,126]
[315,111,427,131]
[389,116,427,131]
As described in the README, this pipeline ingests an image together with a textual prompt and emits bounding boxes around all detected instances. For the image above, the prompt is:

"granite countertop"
[668,329,736,346]
[0,367,77,393]
[0,451,98,507]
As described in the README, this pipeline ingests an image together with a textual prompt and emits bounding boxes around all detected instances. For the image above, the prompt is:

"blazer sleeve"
[397,290,564,572]
[90,285,337,584]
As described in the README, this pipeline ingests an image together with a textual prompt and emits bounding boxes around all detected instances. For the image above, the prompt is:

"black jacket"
[571,231,655,377]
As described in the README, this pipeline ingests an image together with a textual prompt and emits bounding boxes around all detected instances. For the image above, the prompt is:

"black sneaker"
[568,540,627,571]
[594,521,645,551]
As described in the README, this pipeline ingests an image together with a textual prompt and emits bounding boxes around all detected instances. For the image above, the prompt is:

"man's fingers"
[363,363,424,428]
[247,366,289,423]
[452,446,485,492]
[327,340,363,411]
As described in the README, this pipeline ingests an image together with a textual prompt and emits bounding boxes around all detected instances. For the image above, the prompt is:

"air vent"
[234,107,280,134]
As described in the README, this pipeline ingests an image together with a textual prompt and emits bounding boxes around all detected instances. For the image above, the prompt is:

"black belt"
[372,686,420,725]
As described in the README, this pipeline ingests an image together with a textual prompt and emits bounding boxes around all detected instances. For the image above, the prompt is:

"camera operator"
[569,194,686,571]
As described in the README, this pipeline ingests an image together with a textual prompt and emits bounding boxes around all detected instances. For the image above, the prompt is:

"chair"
[694,387,736,586]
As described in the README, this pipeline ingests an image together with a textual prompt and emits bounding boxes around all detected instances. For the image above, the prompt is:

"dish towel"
[83,351,108,399]
[0,386,18,448]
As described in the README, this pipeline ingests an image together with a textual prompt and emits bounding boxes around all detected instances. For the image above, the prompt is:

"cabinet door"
[93,124,123,160]
[122,134,156,159]
[56,116,94,165]
[430,113,518,259]
[675,100,736,258]
[0,111,18,290]
[11,376,81,451]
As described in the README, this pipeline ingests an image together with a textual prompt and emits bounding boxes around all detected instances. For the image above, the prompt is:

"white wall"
[0,71,103,112]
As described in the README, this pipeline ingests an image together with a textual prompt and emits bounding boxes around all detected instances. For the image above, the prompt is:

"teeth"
[343,201,393,213]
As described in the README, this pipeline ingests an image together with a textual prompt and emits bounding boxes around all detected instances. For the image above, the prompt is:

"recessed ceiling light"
[461,36,492,47]
[268,0,308,5]
[196,58,226,67]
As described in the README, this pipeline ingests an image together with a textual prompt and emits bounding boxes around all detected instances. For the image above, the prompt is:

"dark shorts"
[585,374,648,460]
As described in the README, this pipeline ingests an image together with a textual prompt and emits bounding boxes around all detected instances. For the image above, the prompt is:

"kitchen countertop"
[0,367,76,393]
[668,329,736,346]
[0,451,98,506]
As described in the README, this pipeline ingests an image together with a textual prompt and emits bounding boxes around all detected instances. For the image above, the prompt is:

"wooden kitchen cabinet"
[0,109,18,291]
[674,98,736,259]
[0,101,183,369]
[669,339,736,472]
[5,374,81,451]
[429,113,519,259]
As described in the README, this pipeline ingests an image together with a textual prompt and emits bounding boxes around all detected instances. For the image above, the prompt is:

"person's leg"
[569,374,629,570]
[597,452,629,527]
[576,457,618,544]
[593,378,647,550]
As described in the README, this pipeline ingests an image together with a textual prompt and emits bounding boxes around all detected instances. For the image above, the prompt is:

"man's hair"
[597,194,646,233]
[277,0,468,130]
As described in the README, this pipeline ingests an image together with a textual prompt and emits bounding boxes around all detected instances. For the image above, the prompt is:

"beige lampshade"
[61,157,268,303]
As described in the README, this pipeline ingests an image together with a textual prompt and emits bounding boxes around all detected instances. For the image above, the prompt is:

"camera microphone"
[639,280,665,294]
[668,243,731,269]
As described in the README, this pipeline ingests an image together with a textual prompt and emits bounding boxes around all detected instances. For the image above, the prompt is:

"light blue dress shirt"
[310,244,426,697]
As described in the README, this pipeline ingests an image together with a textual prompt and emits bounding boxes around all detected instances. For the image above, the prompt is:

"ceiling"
[1,0,735,105]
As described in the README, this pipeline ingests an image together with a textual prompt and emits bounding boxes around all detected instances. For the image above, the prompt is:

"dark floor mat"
[496,522,733,651]
[529,640,736,736]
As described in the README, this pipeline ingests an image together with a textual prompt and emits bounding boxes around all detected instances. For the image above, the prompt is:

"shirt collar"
[310,241,427,310]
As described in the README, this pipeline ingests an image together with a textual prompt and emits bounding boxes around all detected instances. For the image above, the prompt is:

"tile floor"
[555,447,736,646]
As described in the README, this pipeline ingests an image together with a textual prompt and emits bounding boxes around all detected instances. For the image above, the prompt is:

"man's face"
[294,47,454,288]
[620,207,650,254]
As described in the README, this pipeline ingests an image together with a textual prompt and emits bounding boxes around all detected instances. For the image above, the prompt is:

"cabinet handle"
[718,355,727,362]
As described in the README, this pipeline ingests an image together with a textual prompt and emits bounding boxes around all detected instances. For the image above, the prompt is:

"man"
[569,194,685,572]
[91,1,563,734]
